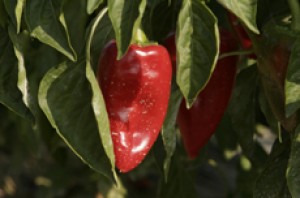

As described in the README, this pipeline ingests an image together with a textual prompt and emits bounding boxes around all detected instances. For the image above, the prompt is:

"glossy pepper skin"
[227,12,256,59]
[97,41,172,172]
[166,29,238,159]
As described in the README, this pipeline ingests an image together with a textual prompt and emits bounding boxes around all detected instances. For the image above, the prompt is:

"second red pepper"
[165,29,238,159]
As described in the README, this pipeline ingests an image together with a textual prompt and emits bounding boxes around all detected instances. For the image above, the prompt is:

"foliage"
[0,0,300,197]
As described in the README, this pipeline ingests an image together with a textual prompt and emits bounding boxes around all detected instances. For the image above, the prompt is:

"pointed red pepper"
[97,41,172,172]
[165,29,238,159]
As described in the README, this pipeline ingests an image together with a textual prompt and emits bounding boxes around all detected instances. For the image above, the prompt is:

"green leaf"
[254,135,292,198]
[38,60,114,181]
[256,0,289,29]
[8,26,31,110]
[228,66,258,157]
[176,0,219,108]
[161,80,182,181]
[25,0,77,61]
[86,7,116,179]
[143,0,181,42]
[60,0,88,55]
[259,85,280,135]
[9,26,67,155]
[0,1,8,28]
[90,12,115,71]
[287,125,300,197]
[0,27,33,120]
[87,0,103,14]
[285,38,300,117]
[217,0,259,34]
[4,0,25,33]
[107,0,140,59]
[214,112,238,151]
[158,152,197,198]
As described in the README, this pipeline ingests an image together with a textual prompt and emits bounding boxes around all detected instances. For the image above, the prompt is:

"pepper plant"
[0,0,300,197]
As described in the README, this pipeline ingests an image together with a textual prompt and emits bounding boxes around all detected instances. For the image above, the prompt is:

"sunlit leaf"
[217,0,259,34]
[25,0,77,61]
[86,7,116,178]
[38,60,114,181]
[87,0,103,14]
[0,27,33,120]
[4,0,26,33]
[176,0,219,108]
[107,0,140,59]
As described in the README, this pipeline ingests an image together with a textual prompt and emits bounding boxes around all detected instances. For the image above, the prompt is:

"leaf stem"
[218,49,255,60]
[288,0,300,32]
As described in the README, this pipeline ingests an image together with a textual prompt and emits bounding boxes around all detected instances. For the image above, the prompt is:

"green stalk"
[288,0,300,31]
[131,0,149,45]
[218,49,254,60]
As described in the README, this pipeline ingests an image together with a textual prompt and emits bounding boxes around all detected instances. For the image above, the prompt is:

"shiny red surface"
[174,29,238,159]
[97,41,172,172]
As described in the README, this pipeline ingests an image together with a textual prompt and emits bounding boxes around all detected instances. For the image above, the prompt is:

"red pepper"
[165,29,238,159]
[97,41,172,172]
[227,12,256,59]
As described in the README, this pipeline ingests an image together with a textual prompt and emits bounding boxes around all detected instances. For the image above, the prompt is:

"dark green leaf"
[236,144,268,197]
[256,0,289,30]
[161,80,182,181]
[107,0,140,59]
[147,0,166,8]
[152,134,167,176]
[38,60,114,181]
[254,135,292,198]
[25,0,77,61]
[143,0,181,42]
[8,26,32,111]
[214,112,238,151]
[0,27,33,120]
[61,0,89,55]
[9,24,66,149]
[217,0,259,34]
[285,38,300,117]
[158,152,197,198]
[176,0,219,107]
[87,0,103,14]
[0,1,9,27]
[228,66,258,157]
[86,7,116,177]
[259,85,280,135]
[90,12,115,71]
[4,0,25,33]
[287,125,300,197]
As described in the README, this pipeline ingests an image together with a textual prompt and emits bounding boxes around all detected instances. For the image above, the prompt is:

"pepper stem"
[131,0,149,45]
[288,0,300,31]
[132,27,149,44]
